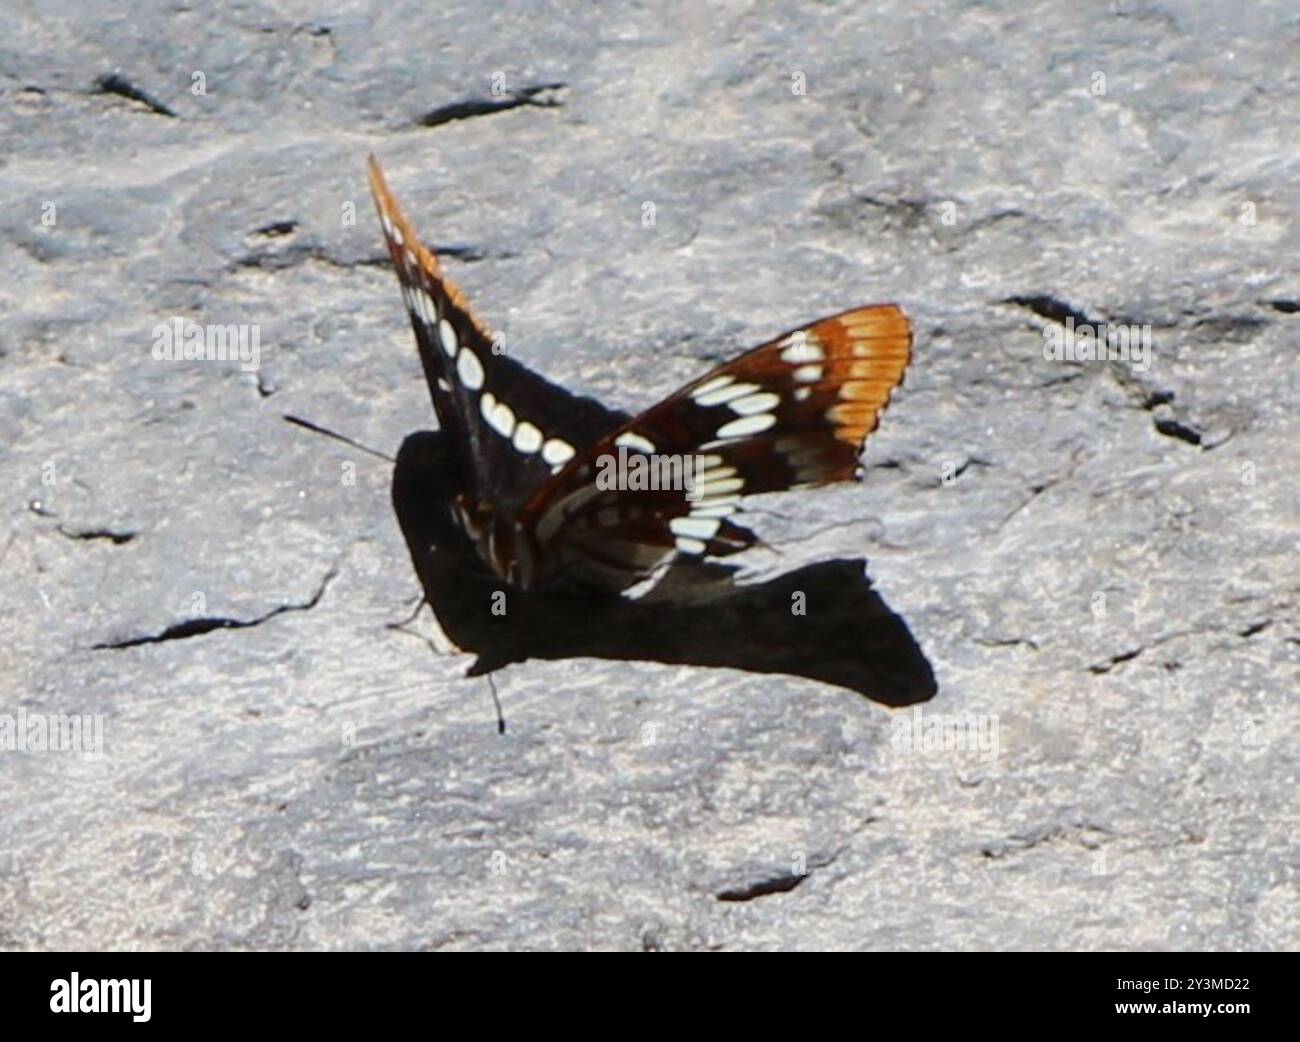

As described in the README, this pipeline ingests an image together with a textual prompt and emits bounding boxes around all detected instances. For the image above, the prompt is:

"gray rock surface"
[1,0,1296,950]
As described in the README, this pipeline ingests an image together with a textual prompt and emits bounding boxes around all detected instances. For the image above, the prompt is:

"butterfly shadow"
[391,431,937,708]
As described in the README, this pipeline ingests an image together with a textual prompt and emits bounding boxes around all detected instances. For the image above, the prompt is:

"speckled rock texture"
[1,1,1295,950]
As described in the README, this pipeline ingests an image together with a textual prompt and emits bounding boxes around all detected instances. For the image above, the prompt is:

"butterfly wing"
[513,305,912,590]
[367,156,629,522]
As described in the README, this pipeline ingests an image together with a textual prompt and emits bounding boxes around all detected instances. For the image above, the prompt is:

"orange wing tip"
[364,155,494,341]
[365,156,444,276]
[825,305,912,449]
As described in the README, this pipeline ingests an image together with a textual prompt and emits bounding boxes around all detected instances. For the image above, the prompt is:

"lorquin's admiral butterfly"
[367,156,911,594]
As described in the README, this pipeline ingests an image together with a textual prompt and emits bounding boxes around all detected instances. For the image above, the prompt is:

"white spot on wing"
[675,536,708,554]
[486,398,515,437]
[512,422,543,454]
[780,337,824,364]
[438,318,458,357]
[715,413,777,439]
[542,438,575,468]
[417,287,438,326]
[793,364,823,383]
[691,375,735,400]
[696,476,745,497]
[695,381,760,407]
[456,349,485,390]
[670,517,720,540]
[728,391,781,416]
[614,432,656,453]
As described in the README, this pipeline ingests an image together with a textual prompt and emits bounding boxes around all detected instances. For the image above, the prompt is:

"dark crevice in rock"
[432,243,518,263]
[96,617,249,647]
[975,635,1040,651]
[231,248,389,272]
[981,821,1111,859]
[57,526,137,546]
[94,73,177,117]
[1087,623,1258,675]
[715,848,844,902]
[1040,370,1085,390]
[294,22,336,60]
[1261,299,1299,314]
[1107,362,1169,408]
[1152,415,1202,446]
[253,220,299,239]
[957,208,1029,235]
[854,193,929,219]
[816,192,928,232]
[1002,294,1095,327]
[716,873,807,902]
[1122,380,1205,447]
[1088,647,1143,674]
[92,569,337,650]
[1191,314,1267,342]
[418,84,566,127]
[952,457,993,480]
[235,242,510,272]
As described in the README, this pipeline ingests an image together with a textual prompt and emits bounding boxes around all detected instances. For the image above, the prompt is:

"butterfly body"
[367,156,912,594]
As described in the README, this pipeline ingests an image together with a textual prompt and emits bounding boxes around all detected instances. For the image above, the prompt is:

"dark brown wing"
[513,305,912,590]
[367,156,630,518]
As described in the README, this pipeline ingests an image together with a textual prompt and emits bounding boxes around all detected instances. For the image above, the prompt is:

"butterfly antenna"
[486,673,506,735]
[283,414,395,463]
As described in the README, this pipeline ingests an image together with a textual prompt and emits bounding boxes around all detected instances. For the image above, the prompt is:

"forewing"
[367,156,629,517]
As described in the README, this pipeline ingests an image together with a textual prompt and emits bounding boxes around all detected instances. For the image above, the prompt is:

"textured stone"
[0,1,1295,950]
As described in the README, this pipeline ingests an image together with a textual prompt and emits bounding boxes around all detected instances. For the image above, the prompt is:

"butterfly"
[367,156,912,594]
